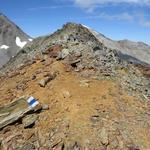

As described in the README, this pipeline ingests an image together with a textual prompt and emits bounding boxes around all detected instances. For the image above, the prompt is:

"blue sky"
[0,0,150,44]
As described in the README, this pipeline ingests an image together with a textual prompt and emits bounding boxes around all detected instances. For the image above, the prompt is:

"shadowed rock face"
[0,13,32,68]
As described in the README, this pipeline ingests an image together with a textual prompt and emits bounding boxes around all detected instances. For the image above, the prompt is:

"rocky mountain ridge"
[1,23,149,100]
[1,22,150,73]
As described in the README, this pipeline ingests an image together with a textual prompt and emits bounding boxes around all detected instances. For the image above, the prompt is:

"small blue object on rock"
[27,96,39,108]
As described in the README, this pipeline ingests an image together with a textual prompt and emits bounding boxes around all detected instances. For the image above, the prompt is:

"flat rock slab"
[0,97,33,130]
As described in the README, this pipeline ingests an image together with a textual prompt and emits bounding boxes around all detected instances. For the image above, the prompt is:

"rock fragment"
[38,77,51,87]
[99,127,109,146]
[62,90,71,98]
[31,75,36,80]
[38,73,56,87]
[57,49,69,60]
[21,142,36,150]
[42,104,49,110]
[22,114,38,128]
[79,80,90,87]
[90,115,99,123]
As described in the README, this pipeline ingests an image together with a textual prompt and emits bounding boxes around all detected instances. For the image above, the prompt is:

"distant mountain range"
[0,13,32,67]
[82,25,150,65]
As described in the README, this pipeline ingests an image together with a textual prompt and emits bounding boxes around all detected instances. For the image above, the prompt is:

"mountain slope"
[1,23,149,99]
[83,25,150,65]
[0,23,149,149]
[0,13,32,67]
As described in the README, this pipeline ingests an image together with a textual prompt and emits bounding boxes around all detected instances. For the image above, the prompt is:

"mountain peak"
[62,22,88,32]
[64,22,80,26]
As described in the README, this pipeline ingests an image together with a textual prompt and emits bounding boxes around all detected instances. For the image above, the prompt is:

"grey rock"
[21,143,36,150]
[99,127,109,146]
[57,48,69,60]
[0,97,33,130]
[22,114,38,128]
[42,104,49,110]
[38,77,52,87]
[38,79,47,87]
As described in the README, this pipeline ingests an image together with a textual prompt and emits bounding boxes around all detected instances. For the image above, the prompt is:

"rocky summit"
[0,22,150,150]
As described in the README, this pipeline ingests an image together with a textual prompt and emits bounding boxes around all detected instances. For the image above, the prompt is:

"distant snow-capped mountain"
[0,13,33,67]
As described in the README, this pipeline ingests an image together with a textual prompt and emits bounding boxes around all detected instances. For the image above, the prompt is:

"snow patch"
[82,24,100,36]
[82,24,90,29]
[82,24,99,34]
[92,30,100,36]
[16,37,27,48]
[0,45,9,49]
[28,38,33,42]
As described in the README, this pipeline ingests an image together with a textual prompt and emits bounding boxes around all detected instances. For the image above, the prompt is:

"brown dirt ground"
[0,59,150,149]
